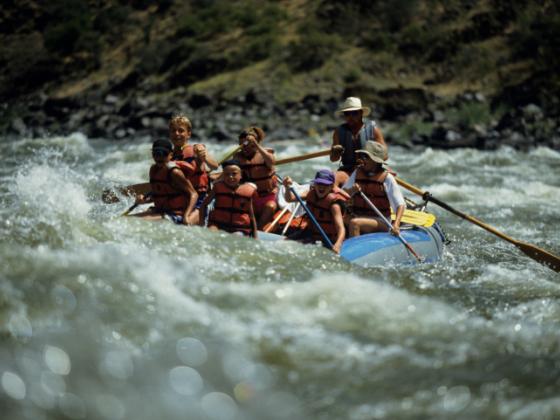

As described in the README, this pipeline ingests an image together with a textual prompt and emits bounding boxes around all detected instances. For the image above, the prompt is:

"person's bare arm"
[170,169,198,224]
[194,144,219,171]
[373,127,388,158]
[330,129,344,162]
[330,203,345,254]
[249,199,258,239]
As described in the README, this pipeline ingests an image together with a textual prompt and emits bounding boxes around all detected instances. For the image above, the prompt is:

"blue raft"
[340,224,446,267]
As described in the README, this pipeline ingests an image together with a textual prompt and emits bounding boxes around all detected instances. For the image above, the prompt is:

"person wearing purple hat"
[329,97,388,187]
[282,169,349,254]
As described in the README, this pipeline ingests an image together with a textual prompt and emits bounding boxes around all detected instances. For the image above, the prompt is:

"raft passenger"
[234,127,278,229]
[282,169,348,254]
[343,141,405,237]
[199,160,258,239]
[330,97,387,187]
[132,139,198,224]
[169,114,218,223]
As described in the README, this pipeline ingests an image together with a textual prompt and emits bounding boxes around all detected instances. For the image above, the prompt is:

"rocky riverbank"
[6,87,559,151]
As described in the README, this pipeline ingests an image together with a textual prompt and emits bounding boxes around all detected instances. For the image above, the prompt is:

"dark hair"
[238,126,265,142]
[221,159,241,169]
[152,139,173,152]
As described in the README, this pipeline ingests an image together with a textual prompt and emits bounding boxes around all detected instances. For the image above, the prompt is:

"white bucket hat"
[336,97,371,116]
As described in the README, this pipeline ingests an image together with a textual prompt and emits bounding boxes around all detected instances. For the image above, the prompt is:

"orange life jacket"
[263,209,309,234]
[208,182,257,235]
[350,168,391,218]
[149,162,190,215]
[236,149,278,195]
[172,144,209,193]
[306,187,349,241]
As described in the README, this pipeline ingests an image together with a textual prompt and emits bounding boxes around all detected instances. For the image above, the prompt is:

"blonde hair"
[169,114,192,131]
[239,126,265,143]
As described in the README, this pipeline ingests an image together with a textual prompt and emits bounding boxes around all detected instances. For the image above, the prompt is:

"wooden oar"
[392,209,436,228]
[358,191,423,263]
[281,203,301,235]
[396,177,560,272]
[275,149,330,165]
[264,206,289,233]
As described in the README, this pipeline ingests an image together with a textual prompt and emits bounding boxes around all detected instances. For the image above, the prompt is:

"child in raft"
[132,139,198,225]
[233,127,278,229]
[343,141,405,237]
[168,114,218,223]
[282,169,348,254]
[199,160,258,238]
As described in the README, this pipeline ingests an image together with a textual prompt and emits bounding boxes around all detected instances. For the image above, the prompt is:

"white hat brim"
[336,106,371,117]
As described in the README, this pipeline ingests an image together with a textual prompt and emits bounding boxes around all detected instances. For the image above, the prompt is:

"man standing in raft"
[233,127,278,229]
[199,160,258,238]
[132,139,198,224]
[330,97,387,187]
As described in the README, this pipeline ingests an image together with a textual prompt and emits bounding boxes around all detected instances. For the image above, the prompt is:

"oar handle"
[277,175,334,249]
[359,191,423,262]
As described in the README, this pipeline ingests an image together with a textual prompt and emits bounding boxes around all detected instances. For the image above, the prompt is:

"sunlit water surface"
[1,133,559,420]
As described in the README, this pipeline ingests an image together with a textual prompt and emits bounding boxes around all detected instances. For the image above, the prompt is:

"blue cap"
[314,169,335,185]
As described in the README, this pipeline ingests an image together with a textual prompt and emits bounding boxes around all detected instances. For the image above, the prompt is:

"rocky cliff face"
[1,0,559,150]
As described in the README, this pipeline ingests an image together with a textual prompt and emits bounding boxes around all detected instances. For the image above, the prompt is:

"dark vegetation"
[0,0,559,149]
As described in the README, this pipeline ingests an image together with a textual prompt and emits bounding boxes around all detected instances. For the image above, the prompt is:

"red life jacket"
[306,186,349,241]
[351,168,391,218]
[172,144,209,193]
[149,162,190,215]
[208,182,257,235]
[236,149,278,195]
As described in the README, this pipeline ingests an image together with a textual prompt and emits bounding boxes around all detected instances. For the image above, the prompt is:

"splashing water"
[0,134,559,419]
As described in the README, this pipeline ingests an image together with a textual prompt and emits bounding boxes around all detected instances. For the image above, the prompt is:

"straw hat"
[336,97,371,116]
[355,141,387,164]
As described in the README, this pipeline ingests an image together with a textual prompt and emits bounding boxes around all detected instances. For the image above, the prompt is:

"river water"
[1,133,559,420]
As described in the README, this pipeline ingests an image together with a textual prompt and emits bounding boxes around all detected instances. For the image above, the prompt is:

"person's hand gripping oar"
[358,190,423,263]
[276,174,334,250]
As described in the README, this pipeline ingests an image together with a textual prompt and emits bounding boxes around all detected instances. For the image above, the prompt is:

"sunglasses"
[343,110,361,117]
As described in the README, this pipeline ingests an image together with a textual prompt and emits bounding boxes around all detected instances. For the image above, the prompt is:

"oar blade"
[516,242,560,273]
[392,210,436,227]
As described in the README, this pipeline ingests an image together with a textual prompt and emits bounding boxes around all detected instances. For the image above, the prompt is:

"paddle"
[393,209,436,228]
[358,191,423,263]
[275,149,331,165]
[276,175,334,249]
[396,177,560,272]
[264,206,289,233]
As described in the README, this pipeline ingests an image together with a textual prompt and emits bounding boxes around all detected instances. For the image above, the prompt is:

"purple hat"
[313,169,335,185]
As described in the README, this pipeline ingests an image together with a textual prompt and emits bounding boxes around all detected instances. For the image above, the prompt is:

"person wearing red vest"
[199,160,258,238]
[329,97,388,187]
[132,139,198,225]
[343,141,405,237]
[233,126,278,230]
[169,114,218,222]
[282,169,348,254]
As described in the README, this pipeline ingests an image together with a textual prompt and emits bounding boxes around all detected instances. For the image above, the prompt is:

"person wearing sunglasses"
[330,97,387,187]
